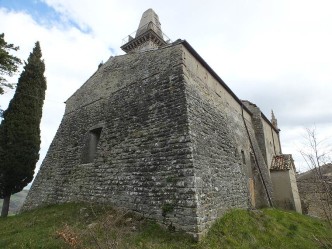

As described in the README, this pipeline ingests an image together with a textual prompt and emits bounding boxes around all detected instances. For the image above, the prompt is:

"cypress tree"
[0,42,46,217]
[0,33,22,95]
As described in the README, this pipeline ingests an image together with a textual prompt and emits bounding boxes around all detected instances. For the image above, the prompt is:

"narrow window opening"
[241,150,246,165]
[82,127,102,163]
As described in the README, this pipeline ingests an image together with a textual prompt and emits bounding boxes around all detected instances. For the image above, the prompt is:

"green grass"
[200,209,332,249]
[0,203,331,249]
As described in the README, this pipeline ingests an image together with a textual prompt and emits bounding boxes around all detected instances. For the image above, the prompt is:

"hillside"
[0,203,331,248]
[297,164,332,218]
[0,189,29,215]
[297,164,332,181]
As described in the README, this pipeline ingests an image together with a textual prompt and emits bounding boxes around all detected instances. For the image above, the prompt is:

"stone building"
[23,9,301,238]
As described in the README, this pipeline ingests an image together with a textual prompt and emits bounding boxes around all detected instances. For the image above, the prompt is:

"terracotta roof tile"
[270,154,295,171]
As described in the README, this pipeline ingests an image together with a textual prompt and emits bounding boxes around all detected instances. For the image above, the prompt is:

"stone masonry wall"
[243,101,268,164]
[23,44,199,234]
[243,101,275,207]
[181,45,252,236]
[262,119,282,168]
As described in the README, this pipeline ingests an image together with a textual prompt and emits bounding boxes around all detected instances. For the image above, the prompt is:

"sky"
[0,0,331,178]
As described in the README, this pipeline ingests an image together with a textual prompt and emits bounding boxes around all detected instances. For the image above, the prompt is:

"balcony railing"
[122,21,171,45]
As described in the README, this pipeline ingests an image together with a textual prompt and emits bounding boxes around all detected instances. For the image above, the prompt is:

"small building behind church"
[23,9,301,238]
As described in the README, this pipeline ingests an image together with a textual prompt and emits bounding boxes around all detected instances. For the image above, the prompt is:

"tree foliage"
[300,127,332,226]
[0,42,46,217]
[0,33,22,94]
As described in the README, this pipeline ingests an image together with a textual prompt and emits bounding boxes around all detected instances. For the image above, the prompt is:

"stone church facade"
[23,9,301,238]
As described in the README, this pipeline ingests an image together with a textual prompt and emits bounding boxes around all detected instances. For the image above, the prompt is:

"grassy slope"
[0,203,331,249]
[200,209,332,249]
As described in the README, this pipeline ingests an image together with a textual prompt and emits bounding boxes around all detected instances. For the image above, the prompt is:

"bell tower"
[121,9,170,53]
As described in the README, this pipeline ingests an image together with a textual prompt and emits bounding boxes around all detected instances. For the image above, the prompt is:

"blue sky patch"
[0,0,91,33]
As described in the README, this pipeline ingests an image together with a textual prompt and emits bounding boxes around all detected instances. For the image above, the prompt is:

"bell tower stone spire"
[136,8,163,38]
[271,110,278,129]
[121,9,169,53]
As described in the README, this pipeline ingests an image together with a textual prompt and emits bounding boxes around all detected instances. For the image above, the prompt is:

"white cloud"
[0,7,111,177]
[282,124,332,172]
[1,0,332,175]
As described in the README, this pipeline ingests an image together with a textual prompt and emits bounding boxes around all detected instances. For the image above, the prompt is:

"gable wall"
[23,45,200,234]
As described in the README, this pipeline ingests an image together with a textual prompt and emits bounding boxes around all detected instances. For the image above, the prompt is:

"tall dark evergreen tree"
[0,33,22,95]
[0,42,46,217]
